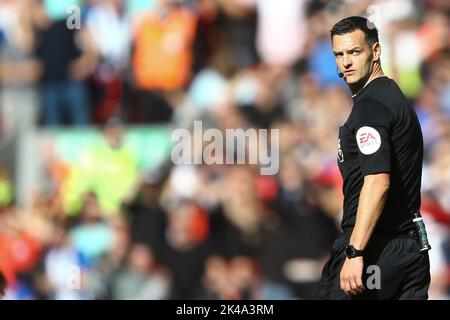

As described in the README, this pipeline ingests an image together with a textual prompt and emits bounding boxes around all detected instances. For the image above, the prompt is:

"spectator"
[0,270,6,299]
[36,1,96,126]
[159,199,212,299]
[131,0,198,123]
[107,243,171,300]
[85,0,131,122]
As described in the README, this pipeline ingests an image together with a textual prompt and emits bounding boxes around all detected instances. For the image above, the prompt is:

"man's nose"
[343,54,352,68]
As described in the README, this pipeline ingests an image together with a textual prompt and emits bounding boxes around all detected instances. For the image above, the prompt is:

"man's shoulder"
[349,96,394,129]
[365,77,410,111]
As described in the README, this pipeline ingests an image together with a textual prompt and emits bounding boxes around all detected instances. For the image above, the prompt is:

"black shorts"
[316,231,430,300]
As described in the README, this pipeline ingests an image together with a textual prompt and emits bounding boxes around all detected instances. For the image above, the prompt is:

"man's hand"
[340,257,365,296]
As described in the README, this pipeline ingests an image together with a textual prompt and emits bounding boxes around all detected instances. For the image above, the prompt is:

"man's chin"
[344,76,360,84]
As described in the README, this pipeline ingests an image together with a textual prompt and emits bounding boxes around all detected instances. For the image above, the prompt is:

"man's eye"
[351,51,360,55]
[335,53,343,57]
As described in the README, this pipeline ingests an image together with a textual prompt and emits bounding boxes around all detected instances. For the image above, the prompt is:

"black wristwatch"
[345,245,364,259]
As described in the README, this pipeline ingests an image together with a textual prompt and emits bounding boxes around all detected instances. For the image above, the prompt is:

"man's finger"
[340,276,346,292]
[352,286,363,295]
[341,279,348,293]
[356,276,364,288]
[349,281,360,296]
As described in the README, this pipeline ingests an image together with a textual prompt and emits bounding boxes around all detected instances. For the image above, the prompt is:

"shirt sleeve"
[351,98,394,176]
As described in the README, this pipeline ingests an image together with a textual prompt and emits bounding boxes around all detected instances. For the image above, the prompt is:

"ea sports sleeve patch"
[356,125,391,175]
[351,98,394,176]
[356,126,382,155]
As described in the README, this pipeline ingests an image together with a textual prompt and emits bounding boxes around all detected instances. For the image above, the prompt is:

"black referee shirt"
[337,76,423,234]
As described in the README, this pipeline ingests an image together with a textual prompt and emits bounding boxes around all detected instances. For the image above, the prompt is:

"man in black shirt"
[317,16,431,299]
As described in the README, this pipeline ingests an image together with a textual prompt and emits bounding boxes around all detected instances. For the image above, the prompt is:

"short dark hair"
[330,16,379,46]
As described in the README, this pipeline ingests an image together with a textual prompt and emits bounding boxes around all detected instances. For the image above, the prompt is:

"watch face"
[345,245,355,258]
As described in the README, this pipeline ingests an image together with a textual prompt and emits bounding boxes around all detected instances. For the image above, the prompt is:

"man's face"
[332,30,375,85]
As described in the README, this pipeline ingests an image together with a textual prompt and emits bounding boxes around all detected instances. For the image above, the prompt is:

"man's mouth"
[344,70,356,76]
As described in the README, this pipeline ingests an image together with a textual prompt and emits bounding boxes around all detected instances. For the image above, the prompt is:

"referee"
[317,16,431,300]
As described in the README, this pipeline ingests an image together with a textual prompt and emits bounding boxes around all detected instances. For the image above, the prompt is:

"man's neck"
[350,68,385,97]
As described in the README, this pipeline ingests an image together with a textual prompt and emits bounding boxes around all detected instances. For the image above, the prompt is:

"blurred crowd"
[0,0,449,299]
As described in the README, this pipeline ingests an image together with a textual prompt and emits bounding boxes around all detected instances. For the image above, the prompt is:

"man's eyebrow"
[333,46,363,54]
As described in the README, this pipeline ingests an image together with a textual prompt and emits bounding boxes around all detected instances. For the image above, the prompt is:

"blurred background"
[0,0,449,300]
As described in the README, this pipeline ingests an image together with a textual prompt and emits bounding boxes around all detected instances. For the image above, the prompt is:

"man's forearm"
[350,173,390,250]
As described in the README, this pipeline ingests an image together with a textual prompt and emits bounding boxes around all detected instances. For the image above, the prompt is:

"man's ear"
[372,42,381,62]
